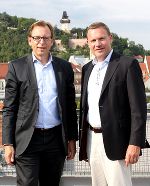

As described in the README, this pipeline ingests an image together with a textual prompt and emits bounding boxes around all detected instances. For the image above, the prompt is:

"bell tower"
[60,11,70,33]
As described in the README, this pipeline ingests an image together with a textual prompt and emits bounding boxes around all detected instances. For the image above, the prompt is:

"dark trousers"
[15,125,65,186]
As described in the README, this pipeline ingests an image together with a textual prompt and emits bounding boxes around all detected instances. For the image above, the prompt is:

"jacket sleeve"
[127,59,147,147]
[2,62,19,145]
[65,63,78,141]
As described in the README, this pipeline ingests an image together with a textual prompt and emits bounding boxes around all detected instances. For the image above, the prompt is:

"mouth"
[95,48,104,52]
[37,47,45,50]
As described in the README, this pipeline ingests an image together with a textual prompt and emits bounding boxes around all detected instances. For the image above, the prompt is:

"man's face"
[87,27,112,61]
[28,25,53,59]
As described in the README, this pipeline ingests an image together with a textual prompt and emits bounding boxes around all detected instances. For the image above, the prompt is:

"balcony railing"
[0,113,150,178]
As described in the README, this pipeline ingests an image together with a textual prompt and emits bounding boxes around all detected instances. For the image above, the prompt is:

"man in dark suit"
[79,22,148,186]
[2,20,78,186]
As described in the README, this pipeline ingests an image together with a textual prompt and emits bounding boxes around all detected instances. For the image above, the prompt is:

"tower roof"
[60,11,70,23]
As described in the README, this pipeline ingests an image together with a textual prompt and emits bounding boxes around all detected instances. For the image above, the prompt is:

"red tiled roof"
[139,62,149,81]
[146,56,150,73]
[0,63,8,79]
[139,62,147,70]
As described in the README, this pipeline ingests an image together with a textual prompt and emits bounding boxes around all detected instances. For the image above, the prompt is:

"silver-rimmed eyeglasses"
[31,36,52,43]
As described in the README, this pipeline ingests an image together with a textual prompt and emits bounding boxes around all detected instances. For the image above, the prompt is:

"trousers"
[87,128,132,186]
[15,125,65,186]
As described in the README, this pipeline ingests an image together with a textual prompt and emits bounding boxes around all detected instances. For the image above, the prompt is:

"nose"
[95,39,102,46]
[39,38,45,43]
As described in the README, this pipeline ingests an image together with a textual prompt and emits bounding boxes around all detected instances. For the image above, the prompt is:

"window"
[0,79,5,91]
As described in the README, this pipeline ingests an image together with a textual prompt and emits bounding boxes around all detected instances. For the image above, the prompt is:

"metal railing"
[0,114,150,178]
[131,113,150,177]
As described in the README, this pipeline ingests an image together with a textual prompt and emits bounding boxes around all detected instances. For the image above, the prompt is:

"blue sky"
[0,0,150,50]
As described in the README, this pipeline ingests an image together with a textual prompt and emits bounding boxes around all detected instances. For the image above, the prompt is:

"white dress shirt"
[33,54,61,129]
[87,50,113,128]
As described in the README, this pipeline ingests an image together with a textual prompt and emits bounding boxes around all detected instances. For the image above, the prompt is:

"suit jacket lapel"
[82,62,94,106]
[100,52,120,97]
[26,55,38,88]
[51,57,62,99]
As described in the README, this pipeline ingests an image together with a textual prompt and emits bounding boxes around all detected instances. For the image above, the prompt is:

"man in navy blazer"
[3,20,78,186]
[79,22,148,186]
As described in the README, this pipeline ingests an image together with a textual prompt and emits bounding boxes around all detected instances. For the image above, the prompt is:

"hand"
[66,140,76,160]
[4,145,15,166]
[125,145,140,166]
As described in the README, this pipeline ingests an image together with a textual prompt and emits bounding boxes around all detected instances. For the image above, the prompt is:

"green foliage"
[128,41,145,56]
[75,45,89,56]
[61,34,70,48]
[52,44,90,61]
[54,26,62,39]
[0,12,149,62]
[112,33,145,57]
[0,12,36,62]
[112,33,128,55]
[52,51,70,61]
[123,48,133,56]
[71,27,87,38]
[145,50,150,55]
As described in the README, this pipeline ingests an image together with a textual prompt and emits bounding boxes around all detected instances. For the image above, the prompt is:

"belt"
[34,128,51,131]
[34,125,61,131]
[89,125,102,133]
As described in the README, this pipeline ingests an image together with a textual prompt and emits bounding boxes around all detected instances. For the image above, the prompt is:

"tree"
[61,34,69,48]
[71,27,87,38]
[0,12,149,62]
[128,41,145,56]
[17,17,36,31]
[112,33,128,55]
[145,50,150,55]
[123,48,133,56]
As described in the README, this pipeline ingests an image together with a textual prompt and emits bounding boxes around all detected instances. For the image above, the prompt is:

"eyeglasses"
[31,36,52,43]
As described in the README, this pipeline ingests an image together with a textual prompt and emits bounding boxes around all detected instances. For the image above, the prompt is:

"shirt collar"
[92,49,113,66]
[32,52,53,66]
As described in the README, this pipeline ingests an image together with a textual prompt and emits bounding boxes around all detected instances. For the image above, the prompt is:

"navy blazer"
[79,52,148,161]
[2,54,78,156]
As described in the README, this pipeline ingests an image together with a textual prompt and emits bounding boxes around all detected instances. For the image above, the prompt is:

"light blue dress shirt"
[32,54,61,129]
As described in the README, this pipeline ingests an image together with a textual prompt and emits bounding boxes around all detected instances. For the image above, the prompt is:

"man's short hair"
[87,22,111,36]
[28,20,54,39]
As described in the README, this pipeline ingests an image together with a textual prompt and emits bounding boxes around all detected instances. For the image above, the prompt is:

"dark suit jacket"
[2,54,78,156]
[79,51,148,161]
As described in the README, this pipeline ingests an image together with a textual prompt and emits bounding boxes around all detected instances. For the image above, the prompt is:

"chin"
[96,55,105,61]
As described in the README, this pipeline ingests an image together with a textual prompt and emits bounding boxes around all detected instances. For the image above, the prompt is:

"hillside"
[0,12,149,62]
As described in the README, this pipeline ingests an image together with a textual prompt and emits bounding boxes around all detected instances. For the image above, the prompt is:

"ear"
[28,37,32,47]
[86,38,88,44]
[50,39,54,48]
[110,34,113,44]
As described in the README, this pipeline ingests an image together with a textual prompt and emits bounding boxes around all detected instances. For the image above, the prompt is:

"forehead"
[87,27,109,38]
[31,25,51,35]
